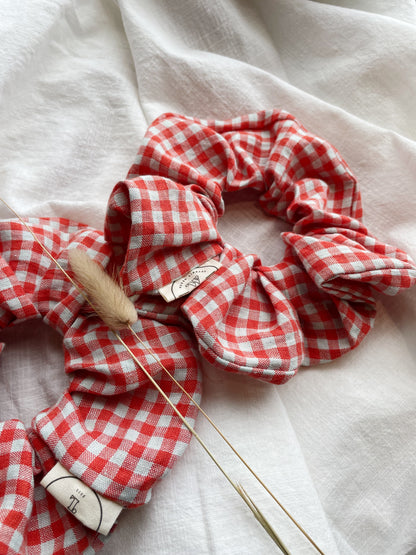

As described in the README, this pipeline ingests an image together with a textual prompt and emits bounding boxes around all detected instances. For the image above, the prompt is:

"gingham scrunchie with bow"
[1,110,415,554]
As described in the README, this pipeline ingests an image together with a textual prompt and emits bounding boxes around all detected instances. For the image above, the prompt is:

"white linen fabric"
[1,1,415,554]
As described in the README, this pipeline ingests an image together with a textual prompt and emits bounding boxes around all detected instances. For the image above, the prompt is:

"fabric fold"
[1,108,415,554]
[114,109,416,380]
[0,214,201,552]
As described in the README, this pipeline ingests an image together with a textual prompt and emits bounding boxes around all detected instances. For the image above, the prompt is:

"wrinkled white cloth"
[0,1,415,554]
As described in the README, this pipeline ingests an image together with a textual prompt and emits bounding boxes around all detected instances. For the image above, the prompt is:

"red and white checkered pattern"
[0,218,201,553]
[0,420,103,554]
[1,109,416,553]
[108,110,416,381]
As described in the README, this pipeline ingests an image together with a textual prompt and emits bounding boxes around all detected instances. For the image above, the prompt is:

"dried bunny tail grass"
[68,248,137,330]
[0,198,324,554]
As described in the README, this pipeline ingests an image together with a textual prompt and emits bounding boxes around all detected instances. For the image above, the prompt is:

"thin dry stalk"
[0,197,325,554]
[237,484,291,555]
[127,325,325,555]
[0,198,87,298]
[115,333,287,551]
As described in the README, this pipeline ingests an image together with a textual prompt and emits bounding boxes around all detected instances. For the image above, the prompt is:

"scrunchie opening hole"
[218,190,291,266]
[0,320,68,427]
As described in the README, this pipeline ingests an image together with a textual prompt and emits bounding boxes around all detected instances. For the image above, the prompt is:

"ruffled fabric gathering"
[109,110,416,380]
[1,110,415,554]
[0,218,201,554]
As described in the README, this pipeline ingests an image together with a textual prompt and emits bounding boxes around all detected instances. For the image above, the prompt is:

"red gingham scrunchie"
[0,219,200,553]
[1,110,416,554]
[107,110,416,383]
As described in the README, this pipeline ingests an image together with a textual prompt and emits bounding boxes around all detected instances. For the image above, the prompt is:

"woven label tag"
[40,462,123,536]
[158,258,221,302]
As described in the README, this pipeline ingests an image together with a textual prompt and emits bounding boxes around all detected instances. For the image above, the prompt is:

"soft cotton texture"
[0,1,415,554]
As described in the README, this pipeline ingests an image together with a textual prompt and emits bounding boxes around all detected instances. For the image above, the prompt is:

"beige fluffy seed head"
[68,248,138,330]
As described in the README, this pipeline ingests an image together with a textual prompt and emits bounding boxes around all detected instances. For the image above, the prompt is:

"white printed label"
[40,462,123,536]
[158,258,221,302]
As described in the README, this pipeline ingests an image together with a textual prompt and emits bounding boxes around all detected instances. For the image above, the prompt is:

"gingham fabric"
[0,218,201,553]
[108,109,416,382]
[1,110,416,554]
